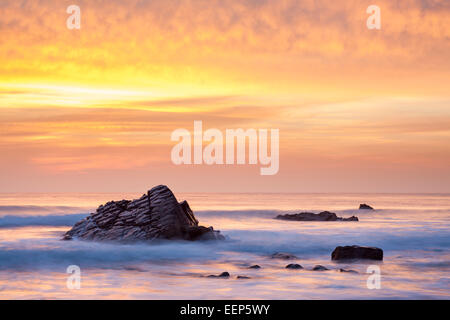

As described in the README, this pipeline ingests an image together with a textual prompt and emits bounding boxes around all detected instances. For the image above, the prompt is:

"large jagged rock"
[63,185,224,242]
[275,211,358,221]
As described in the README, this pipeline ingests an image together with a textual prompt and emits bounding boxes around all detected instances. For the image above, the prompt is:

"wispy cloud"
[0,1,449,191]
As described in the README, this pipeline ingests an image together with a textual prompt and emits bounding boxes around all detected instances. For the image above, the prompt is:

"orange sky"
[0,0,449,192]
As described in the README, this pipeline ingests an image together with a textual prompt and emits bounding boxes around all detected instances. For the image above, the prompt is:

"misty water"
[0,193,449,299]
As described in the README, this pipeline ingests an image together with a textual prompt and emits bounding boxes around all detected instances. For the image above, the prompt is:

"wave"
[411,260,450,269]
[222,228,450,256]
[0,224,448,270]
[0,211,280,228]
[0,209,378,229]
[0,238,224,270]
[1,205,449,229]
[0,205,89,216]
[196,208,450,219]
[196,210,280,218]
[0,214,88,228]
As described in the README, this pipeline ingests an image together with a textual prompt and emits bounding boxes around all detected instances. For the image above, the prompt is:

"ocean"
[0,192,449,299]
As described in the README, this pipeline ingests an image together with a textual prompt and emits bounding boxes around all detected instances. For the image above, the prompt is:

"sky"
[0,0,449,193]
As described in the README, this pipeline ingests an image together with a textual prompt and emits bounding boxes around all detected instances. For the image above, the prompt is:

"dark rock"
[286,264,303,269]
[237,276,251,279]
[184,226,221,241]
[312,265,329,271]
[63,185,224,242]
[208,272,230,278]
[339,268,358,274]
[331,245,383,261]
[249,265,261,269]
[276,211,358,221]
[359,204,374,210]
[271,252,298,260]
[62,234,72,240]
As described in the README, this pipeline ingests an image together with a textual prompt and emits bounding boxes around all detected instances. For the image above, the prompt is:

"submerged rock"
[312,265,329,271]
[359,204,374,210]
[63,185,224,242]
[249,265,261,269]
[208,272,230,278]
[286,264,303,269]
[339,268,358,274]
[271,252,298,260]
[237,275,251,279]
[276,211,358,221]
[331,245,383,261]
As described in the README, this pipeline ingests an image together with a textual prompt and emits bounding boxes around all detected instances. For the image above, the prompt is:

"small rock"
[208,272,230,278]
[249,265,261,269]
[286,264,303,269]
[271,252,298,260]
[331,245,383,261]
[312,265,329,271]
[339,268,358,274]
[237,276,251,279]
[359,204,374,210]
[62,234,72,240]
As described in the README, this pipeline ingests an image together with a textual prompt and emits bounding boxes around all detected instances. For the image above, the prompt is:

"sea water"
[0,192,448,299]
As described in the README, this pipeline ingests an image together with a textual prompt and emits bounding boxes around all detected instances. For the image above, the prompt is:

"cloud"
[0,0,449,91]
[0,1,449,191]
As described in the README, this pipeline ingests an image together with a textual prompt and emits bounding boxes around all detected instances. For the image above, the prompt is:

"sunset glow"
[1,0,449,192]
